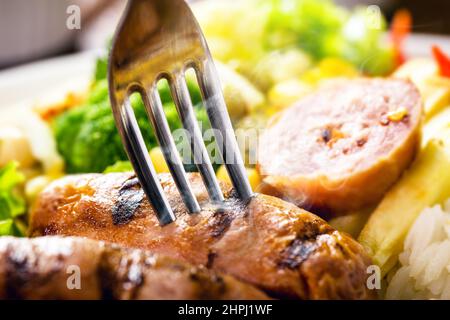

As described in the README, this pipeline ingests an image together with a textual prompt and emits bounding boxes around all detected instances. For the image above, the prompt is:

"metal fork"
[108,0,253,225]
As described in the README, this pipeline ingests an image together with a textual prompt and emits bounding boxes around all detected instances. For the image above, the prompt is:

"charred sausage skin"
[30,173,376,299]
[0,236,268,300]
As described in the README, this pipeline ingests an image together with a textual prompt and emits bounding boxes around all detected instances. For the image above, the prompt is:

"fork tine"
[113,95,176,225]
[169,73,224,203]
[141,84,201,213]
[195,60,253,203]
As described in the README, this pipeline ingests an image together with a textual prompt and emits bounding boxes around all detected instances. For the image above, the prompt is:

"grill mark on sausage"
[4,242,42,300]
[210,211,234,239]
[97,247,147,300]
[5,248,29,299]
[208,197,247,239]
[97,250,116,300]
[4,243,62,299]
[189,267,227,299]
[112,177,145,225]
[299,271,311,300]
[0,237,270,300]
[278,238,319,269]
[206,251,217,269]
[277,220,331,270]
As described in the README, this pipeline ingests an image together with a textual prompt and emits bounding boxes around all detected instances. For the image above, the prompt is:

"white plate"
[0,50,99,114]
[0,34,449,112]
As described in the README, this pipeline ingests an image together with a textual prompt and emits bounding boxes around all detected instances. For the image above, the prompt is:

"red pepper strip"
[390,9,412,66]
[432,45,450,78]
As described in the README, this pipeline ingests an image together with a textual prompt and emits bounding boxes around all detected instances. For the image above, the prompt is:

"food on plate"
[328,207,374,239]
[0,127,35,168]
[214,61,266,119]
[419,76,450,120]
[195,0,395,86]
[258,78,422,215]
[51,76,205,174]
[390,9,411,66]
[385,200,450,300]
[30,173,376,300]
[0,0,449,301]
[422,107,450,146]
[0,236,268,300]
[432,45,450,78]
[0,162,26,236]
[35,92,86,122]
[359,138,450,276]
[216,165,261,192]
[299,57,359,85]
[51,56,262,174]
[0,109,64,176]
[394,58,450,119]
[244,49,312,92]
[393,58,440,89]
[267,79,313,112]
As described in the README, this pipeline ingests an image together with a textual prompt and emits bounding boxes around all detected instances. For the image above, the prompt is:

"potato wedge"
[329,208,374,239]
[422,106,450,147]
[393,58,450,119]
[215,62,266,120]
[358,137,450,276]
[185,63,265,121]
[421,76,450,119]
[268,79,312,111]
[0,126,35,168]
[393,58,439,87]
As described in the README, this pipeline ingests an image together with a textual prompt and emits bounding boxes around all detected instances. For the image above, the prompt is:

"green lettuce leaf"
[0,162,26,236]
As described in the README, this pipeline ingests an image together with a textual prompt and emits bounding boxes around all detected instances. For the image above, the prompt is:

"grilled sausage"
[258,78,422,216]
[30,172,376,299]
[0,236,268,300]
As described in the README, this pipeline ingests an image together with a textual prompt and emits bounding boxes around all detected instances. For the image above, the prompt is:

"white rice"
[386,199,450,300]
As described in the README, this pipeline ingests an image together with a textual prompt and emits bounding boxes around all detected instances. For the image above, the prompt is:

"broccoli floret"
[157,73,203,106]
[103,104,212,174]
[88,79,109,104]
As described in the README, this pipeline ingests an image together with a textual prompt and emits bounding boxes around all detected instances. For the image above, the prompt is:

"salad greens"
[54,56,210,174]
[103,160,133,174]
[0,162,26,236]
[195,0,395,77]
[265,0,347,59]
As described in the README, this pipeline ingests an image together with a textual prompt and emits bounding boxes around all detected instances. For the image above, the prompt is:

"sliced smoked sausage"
[258,78,422,215]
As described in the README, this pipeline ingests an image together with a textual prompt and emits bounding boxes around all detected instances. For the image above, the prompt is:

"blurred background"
[0,0,449,69]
